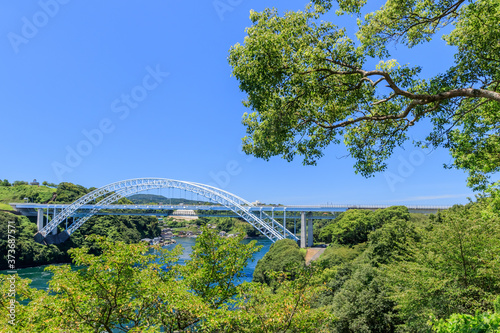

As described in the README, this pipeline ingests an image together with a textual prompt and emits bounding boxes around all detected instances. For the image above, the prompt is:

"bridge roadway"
[11,203,451,217]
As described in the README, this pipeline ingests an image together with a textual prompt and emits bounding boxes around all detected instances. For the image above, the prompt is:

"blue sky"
[0,0,475,205]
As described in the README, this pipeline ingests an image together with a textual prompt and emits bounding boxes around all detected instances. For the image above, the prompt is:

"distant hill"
[126,194,212,205]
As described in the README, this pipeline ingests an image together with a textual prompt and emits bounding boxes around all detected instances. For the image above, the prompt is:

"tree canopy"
[253,238,306,286]
[229,0,500,190]
[1,229,331,332]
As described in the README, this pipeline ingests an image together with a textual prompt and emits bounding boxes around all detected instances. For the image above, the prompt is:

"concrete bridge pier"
[300,212,306,248]
[300,211,313,248]
[37,208,43,231]
[308,217,313,247]
[37,208,57,235]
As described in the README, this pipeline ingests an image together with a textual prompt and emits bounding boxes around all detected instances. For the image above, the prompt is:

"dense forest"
[254,201,500,332]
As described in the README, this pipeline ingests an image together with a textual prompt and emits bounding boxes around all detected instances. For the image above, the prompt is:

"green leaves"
[182,227,261,308]
[252,239,305,286]
[431,309,500,333]
[229,0,500,189]
[1,228,331,332]
[230,6,370,166]
[205,267,333,333]
[383,201,500,330]
[318,206,410,245]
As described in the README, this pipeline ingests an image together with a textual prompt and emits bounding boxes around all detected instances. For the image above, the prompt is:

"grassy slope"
[0,185,56,206]
[0,203,14,211]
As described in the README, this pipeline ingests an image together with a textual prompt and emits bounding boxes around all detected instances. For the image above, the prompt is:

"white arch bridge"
[33,178,300,245]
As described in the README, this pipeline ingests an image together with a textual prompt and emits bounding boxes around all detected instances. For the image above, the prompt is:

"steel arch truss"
[34,178,299,244]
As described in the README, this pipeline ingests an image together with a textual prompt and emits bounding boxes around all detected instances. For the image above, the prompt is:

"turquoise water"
[1,237,272,290]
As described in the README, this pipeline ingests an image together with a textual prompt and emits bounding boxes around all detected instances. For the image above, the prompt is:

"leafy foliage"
[1,236,206,332]
[318,206,410,245]
[318,210,374,245]
[367,216,420,265]
[0,231,328,332]
[253,239,305,286]
[327,263,400,332]
[0,181,160,269]
[210,268,333,332]
[313,242,399,332]
[432,297,500,333]
[0,212,66,270]
[182,227,261,308]
[55,182,90,203]
[215,217,236,232]
[229,0,500,189]
[384,200,500,331]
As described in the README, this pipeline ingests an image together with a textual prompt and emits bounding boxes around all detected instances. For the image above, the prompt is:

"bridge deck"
[11,203,450,216]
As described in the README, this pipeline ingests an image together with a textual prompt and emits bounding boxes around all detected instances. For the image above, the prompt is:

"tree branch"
[294,62,500,131]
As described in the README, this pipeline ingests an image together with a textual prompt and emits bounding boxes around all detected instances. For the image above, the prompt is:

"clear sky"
[0,0,476,205]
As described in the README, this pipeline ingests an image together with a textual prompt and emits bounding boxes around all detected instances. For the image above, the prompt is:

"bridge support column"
[308,217,313,247]
[300,211,306,248]
[37,208,43,231]
[283,209,286,238]
[51,207,57,235]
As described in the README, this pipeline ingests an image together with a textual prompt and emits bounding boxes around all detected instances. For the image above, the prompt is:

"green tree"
[1,235,208,332]
[42,181,57,188]
[313,242,399,332]
[208,268,334,332]
[228,0,500,189]
[432,297,500,333]
[1,230,326,332]
[1,179,10,186]
[384,200,500,331]
[253,239,305,286]
[318,209,373,245]
[55,182,90,203]
[328,263,400,333]
[182,227,262,308]
[0,212,67,270]
[312,208,427,332]
[216,217,237,232]
[0,209,160,270]
[367,217,421,265]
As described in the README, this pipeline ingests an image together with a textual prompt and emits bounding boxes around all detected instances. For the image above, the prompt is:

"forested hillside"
[127,194,211,205]
[255,202,500,332]
[0,181,160,270]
